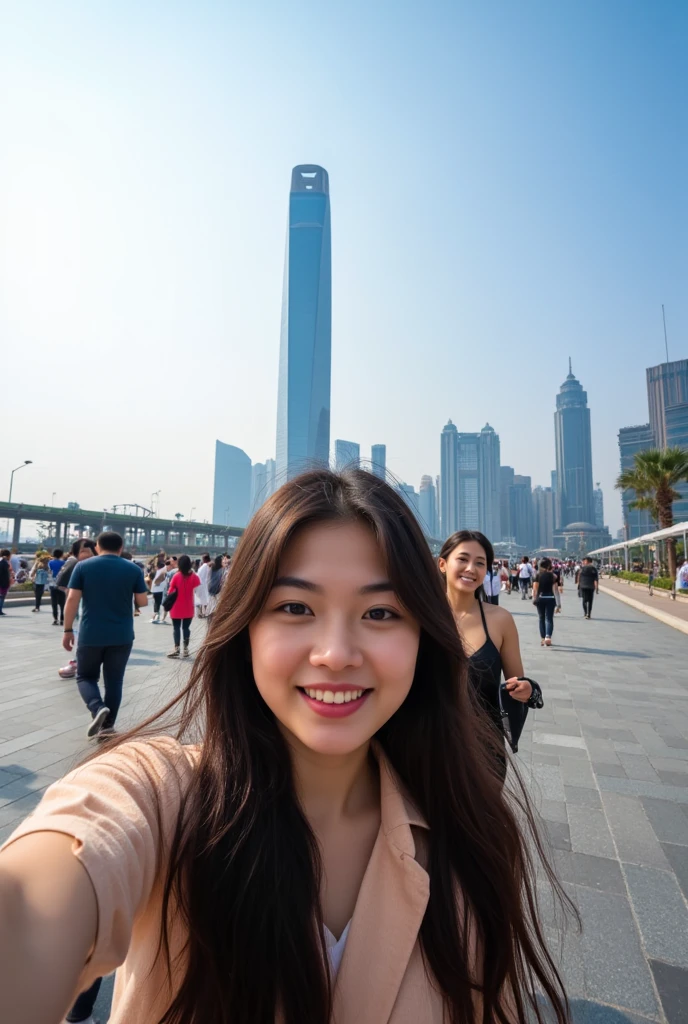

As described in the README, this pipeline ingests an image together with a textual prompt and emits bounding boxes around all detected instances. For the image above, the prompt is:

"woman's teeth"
[304,689,365,704]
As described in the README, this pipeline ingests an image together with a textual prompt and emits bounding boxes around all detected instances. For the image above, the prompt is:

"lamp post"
[6,460,32,543]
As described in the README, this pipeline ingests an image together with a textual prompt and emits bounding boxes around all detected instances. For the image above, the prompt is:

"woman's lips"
[298,687,372,718]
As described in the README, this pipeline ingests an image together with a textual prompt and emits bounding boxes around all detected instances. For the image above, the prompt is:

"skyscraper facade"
[371,444,386,479]
[213,441,252,527]
[647,359,688,449]
[618,424,656,538]
[479,423,501,540]
[510,475,534,549]
[396,483,421,523]
[334,439,360,472]
[440,420,459,537]
[532,486,556,549]
[593,485,604,529]
[419,475,439,537]
[554,361,595,528]
[457,432,480,530]
[265,458,277,498]
[276,165,332,481]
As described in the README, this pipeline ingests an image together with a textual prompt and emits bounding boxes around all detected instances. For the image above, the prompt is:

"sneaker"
[53,619,59,625]
[167,647,180,659]
[182,646,190,658]
[58,660,77,679]
[87,706,111,738]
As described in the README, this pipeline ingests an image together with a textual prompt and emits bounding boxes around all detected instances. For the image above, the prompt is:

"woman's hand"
[505,677,532,703]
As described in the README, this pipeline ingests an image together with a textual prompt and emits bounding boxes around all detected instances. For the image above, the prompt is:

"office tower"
[213,441,252,527]
[532,486,555,549]
[250,462,268,515]
[554,360,595,528]
[457,432,480,529]
[551,470,560,529]
[334,439,360,472]
[510,475,534,549]
[276,165,332,481]
[646,358,688,449]
[396,483,421,523]
[265,458,277,498]
[618,424,656,538]
[593,485,604,529]
[371,444,387,479]
[419,475,439,537]
[440,420,459,536]
[499,466,515,540]
[479,423,501,540]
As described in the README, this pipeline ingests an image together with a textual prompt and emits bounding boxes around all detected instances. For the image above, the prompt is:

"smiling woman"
[0,470,572,1024]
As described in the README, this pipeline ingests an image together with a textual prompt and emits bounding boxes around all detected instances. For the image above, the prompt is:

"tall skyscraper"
[532,486,556,549]
[213,441,252,527]
[440,420,459,536]
[276,165,332,481]
[647,358,688,449]
[510,475,534,549]
[250,462,268,515]
[457,432,480,529]
[499,466,515,540]
[396,483,421,523]
[479,423,501,540]
[618,424,656,538]
[554,360,595,528]
[371,444,387,479]
[593,485,604,529]
[334,439,360,472]
[265,458,277,498]
[419,475,439,537]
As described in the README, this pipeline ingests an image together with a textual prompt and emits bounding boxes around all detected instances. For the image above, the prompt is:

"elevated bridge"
[0,501,244,556]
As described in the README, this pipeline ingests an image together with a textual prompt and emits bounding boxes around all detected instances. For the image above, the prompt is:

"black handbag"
[162,589,177,612]
[499,677,543,753]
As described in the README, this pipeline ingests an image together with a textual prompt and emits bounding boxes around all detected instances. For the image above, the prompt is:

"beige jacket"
[3,737,469,1023]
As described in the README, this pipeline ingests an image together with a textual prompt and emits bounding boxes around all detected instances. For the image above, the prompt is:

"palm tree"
[616,447,688,578]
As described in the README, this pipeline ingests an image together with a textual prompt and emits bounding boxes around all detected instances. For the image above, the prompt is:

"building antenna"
[662,304,669,364]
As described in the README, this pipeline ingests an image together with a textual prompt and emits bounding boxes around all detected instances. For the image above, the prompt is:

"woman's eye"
[365,607,397,621]
[279,602,312,616]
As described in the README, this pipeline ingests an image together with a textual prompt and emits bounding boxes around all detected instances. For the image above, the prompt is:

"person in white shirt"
[483,563,503,605]
[195,553,211,618]
[518,556,534,600]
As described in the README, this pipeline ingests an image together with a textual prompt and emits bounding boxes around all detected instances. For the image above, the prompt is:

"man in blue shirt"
[62,531,149,738]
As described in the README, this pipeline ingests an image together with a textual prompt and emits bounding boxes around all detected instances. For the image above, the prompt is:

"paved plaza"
[1,591,687,1023]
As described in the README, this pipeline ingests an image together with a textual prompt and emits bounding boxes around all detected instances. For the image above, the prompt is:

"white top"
[483,572,501,598]
[518,563,534,578]
[151,569,167,594]
[324,919,352,976]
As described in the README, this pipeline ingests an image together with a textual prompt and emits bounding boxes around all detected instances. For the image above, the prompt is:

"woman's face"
[248,521,421,758]
[439,539,488,596]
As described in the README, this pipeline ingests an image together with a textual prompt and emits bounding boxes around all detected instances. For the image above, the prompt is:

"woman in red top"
[166,554,200,659]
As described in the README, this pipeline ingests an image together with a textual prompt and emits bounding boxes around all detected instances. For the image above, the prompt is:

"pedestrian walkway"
[600,575,688,634]
[1,595,686,1022]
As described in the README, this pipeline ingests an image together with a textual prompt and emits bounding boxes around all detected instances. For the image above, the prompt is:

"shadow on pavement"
[547,646,649,659]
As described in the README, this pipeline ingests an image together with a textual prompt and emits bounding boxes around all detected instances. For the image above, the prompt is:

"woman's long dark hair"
[440,529,495,601]
[177,554,193,576]
[103,470,573,1024]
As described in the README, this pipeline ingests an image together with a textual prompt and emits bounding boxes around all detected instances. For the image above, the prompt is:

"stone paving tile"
[624,863,688,968]
[571,853,627,895]
[640,797,688,846]
[568,806,617,860]
[649,959,688,1024]
[601,792,671,870]
[564,786,602,809]
[616,753,662,783]
[598,775,688,804]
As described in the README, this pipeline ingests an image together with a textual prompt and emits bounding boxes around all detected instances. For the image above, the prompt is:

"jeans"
[536,597,556,638]
[66,977,102,1022]
[519,578,530,598]
[486,594,499,605]
[581,589,595,617]
[172,617,192,646]
[49,586,66,621]
[34,583,45,609]
[76,643,133,728]
[153,591,163,614]
[0,586,7,613]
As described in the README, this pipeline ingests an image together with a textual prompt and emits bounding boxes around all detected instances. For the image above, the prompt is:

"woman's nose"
[308,622,364,671]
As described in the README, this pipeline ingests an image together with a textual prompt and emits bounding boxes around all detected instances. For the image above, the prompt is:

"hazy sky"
[1,0,686,533]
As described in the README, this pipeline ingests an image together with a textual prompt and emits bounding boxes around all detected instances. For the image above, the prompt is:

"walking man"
[518,556,534,600]
[0,549,12,615]
[576,556,599,619]
[62,531,148,738]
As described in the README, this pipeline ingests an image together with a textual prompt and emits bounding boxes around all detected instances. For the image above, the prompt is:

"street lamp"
[51,492,57,506]
[151,491,161,517]
[189,507,196,522]
[225,506,230,526]
[8,460,33,503]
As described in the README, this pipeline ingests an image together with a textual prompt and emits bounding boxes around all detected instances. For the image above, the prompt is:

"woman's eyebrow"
[273,576,322,592]
[359,581,395,594]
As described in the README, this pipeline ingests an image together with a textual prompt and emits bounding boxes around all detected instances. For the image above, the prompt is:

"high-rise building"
[618,424,656,538]
[213,441,252,527]
[275,165,332,481]
[510,475,534,549]
[334,439,360,472]
[554,360,595,528]
[419,475,439,537]
[250,462,268,515]
[479,424,501,540]
[551,470,560,528]
[265,458,277,498]
[371,444,386,479]
[532,486,556,549]
[440,420,459,536]
[499,466,515,541]
[457,432,480,529]
[396,483,421,523]
[593,485,604,529]
[647,359,688,449]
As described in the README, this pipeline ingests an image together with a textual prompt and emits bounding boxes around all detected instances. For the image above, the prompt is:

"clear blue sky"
[1,0,686,532]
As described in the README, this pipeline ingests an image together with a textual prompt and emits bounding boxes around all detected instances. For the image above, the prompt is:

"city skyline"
[2,3,685,534]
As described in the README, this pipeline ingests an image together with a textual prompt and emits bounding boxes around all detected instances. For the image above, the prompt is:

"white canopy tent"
[588,520,688,572]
